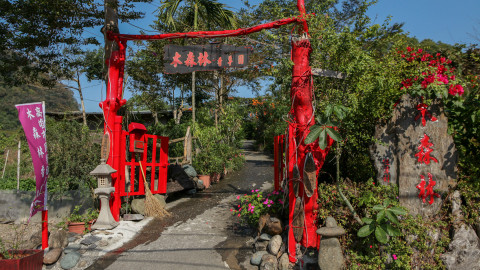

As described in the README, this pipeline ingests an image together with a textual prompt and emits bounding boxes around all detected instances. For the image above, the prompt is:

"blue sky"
[75,0,480,112]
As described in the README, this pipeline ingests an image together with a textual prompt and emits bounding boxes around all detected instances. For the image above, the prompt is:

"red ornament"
[415,103,437,127]
[415,134,438,165]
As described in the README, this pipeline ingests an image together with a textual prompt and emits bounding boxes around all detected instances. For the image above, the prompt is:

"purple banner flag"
[16,102,48,219]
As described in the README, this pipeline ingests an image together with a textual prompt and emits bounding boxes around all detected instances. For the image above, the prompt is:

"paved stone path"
[87,140,273,270]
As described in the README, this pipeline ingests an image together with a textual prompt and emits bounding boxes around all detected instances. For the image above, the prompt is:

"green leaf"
[326,127,342,142]
[375,225,388,244]
[357,224,375,237]
[376,210,386,223]
[325,104,333,118]
[333,105,346,120]
[383,199,390,207]
[362,217,373,225]
[388,207,407,215]
[318,129,327,150]
[372,204,384,211]
[385,224,402,236]
[305,125,322,145]
[385,210,399,224]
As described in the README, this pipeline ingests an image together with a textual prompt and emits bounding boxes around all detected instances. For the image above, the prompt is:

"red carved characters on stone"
[425,173,440,205]
[170,52,183,68]
[383,159,390,183]
[416,173,440,205]
[415,103,438,127]
[416,175,427,201]
[415,134,438,165]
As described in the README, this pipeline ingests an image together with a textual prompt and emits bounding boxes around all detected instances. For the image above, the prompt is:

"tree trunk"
[76,70,87,126]
[104,0,119,61]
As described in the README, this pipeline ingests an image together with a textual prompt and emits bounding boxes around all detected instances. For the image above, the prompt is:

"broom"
[139,160,170,218]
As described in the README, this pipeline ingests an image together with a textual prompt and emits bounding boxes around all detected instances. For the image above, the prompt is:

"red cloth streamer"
[415,103,437,127]
[287,37,333,263]
[108,16,310,41]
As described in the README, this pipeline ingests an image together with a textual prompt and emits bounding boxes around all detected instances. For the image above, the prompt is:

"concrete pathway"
[87,140,273,270]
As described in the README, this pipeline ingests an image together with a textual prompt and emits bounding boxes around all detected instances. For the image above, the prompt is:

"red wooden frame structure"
[120,132,169,196]
[102,0,331,263]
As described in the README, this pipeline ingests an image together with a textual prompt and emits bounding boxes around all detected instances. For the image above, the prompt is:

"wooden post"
[17,141,20,190]
[1,150,8,178]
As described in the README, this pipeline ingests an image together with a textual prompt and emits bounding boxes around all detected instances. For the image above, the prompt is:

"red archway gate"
[102,0,331,262]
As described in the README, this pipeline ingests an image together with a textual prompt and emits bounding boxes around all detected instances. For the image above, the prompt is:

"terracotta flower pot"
[198,175,211,189]
[0,250,43,270]
[67,222,85,234]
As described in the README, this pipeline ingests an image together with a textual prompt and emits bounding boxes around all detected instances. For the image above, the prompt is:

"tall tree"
[158,0,237,125]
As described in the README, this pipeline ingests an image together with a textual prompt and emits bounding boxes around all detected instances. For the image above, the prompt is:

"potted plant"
[0,227,43,270]
[66,206,98,234]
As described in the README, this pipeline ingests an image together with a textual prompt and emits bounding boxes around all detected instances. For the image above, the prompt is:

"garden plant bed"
[0,249,43,270]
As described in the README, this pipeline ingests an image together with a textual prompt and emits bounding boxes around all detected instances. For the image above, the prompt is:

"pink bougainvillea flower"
[369,245,372,248]
[455,84,464,95]
[237,214,241,217]
[255,189,259,192]
[392,254,398,260]
[236,195,240,199]
[251,189,254,193]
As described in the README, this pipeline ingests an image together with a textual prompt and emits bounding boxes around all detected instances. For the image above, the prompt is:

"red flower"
[407,46,413,52]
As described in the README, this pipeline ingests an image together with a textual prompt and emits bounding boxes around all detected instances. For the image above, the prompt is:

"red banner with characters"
[164,44,253,74]
[16,102,48,219]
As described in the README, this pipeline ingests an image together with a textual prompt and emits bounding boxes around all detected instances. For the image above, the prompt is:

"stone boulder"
[441,224,480,270]
[43,248,63,265]
[131,198,145,215]
[370,94,457,217]
[49,229,68,249]
[260,254,278,270]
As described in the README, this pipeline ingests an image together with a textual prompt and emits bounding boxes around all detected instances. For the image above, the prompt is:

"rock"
[265,217,283,236]
[370,94,457,217]
[451,190,464,224]
[60,251,81,269]
[98,239,109,247]
[153,194,167,208]
[251,251,268,266]
[43,248,63,265]
[316,227,346,237]
[77,260,88,268]
[68,237,77,243]
[80,235,101,246]
[268,235,282,255]
[131,198,145,215]
[441,224,480,270]
[182,165,197,178]
[49,229,68,249]
[260,254,278,270]
[278,253,290,270]
[254,240,268,252]
[64,243,81,254]
[87,243,97,250]
[259,233,272,241]
[26,227,42,250]
[317,217,346,270]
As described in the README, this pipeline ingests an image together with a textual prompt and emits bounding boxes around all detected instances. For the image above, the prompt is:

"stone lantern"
[90,159,119,230]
